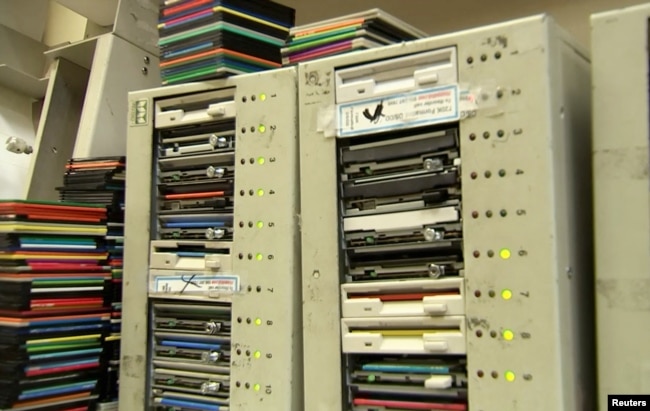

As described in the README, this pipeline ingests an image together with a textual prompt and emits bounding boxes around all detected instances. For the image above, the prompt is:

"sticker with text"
[337,85,459,137]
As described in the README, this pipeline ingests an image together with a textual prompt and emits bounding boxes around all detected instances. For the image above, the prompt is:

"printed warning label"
[152,273,239,294]
[336,85,459,137]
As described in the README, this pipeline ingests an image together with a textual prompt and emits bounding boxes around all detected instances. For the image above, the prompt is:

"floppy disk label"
[337,85,460,137]
[151,272,239,295]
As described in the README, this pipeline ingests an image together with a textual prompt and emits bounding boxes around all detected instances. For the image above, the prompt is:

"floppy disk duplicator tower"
[119,68,302,410]
[299,15,595,411]
[591,5,650,409]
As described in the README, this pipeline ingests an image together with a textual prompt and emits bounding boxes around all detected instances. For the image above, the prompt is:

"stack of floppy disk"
[56,157,126,408]
[57,157,126,219]
[281,9,427,65]
[157,0,296,85]
[0,200,110,411]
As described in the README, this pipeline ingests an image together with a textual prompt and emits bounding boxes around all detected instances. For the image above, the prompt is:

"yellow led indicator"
[503,329,514,341]
[257,189,264,197]
[256,253,263,261]
[255,318,262,326]
[499,248,512,260]
[501,289,513,300]
[254,384,261,391]
[260,94,267,101]
[258,125,266,133]
[505,371,516,382]
[257,157,265,165]
[256,221,264,229]
[254,350,261,359]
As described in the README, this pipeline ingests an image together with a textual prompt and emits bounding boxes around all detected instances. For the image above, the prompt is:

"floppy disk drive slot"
[351,383,466,400]
[158,214,233,240]
[345,190,460,217]
[159,197,231,214]
[150,241,232,271]
[154,368,229,383]
[346,221,462,242]
[158,152,234,171]
[156,100,236,128]
[160,166,234,184]
[152,392,229,407]
[342,278,465,317]
[161,127,234,146]
[349,248,462,277]
[341,128,457,165]
[155,88,235,121]
[351,370,466,388]
[348,258,463,282]
[155,344,229,365]
[158,180,233,195]
[350,356,466,382]
[155,317,229,335]
[335,47,457,104]
[156,100,236,129]
[348,239,462,259]
[345,222,462,254]
[152,361,229,379]
[348,357,468,410]
[343,169,458,200]
[160,133,235,158]
[342,316,466,354]
[344,150,458,183]
[159,227,234,241]
[344,207,459,233]
[153,302,230,315]
[153,368,228,393]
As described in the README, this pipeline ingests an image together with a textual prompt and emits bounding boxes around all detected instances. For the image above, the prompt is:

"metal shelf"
[0,65,48,98]
[44,36,99,70]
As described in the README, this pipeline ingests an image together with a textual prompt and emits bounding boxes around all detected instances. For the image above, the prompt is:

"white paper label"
[336,85,459,137]
[152,273,239,294]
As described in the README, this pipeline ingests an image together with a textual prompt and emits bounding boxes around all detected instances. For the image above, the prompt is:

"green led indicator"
[255,318,262,326]
[256,253,263,261]
[260,94,267,101]
[258,157,265,165]
[256,221,264,229]
[500,248,512,260]
[501,289,513,300]
[259,125,266,133]
[254,383,261,391]
[257,189,264,197]
[254,350,261,359]
[505,371,516,382]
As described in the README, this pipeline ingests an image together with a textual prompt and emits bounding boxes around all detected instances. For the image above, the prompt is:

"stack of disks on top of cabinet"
[281,9,427,65]
[158,0,296,85]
